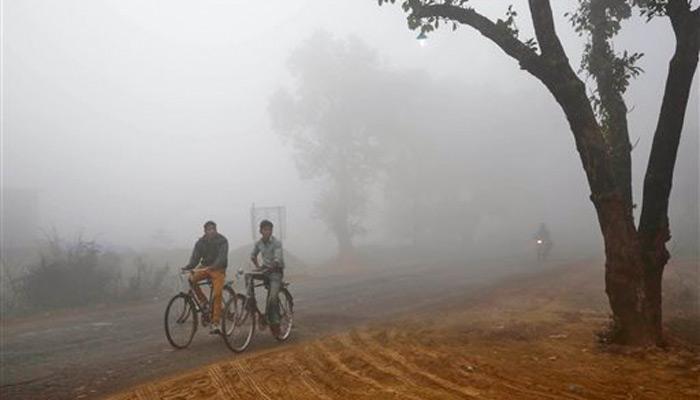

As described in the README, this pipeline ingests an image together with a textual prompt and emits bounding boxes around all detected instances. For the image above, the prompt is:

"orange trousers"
[190,267,226,323]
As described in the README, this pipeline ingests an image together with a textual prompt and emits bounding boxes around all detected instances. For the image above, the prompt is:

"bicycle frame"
[243,272,269,317]
[178,273,214,318]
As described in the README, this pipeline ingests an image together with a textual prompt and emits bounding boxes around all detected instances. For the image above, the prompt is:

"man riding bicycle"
[250,219,285,338]
[183,220,229,334]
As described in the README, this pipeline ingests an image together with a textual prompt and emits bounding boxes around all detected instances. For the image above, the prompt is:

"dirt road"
[108,259,699,400]
[1,258,536,400]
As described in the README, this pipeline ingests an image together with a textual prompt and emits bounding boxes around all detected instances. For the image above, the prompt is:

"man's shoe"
[200,305,211,326]
[209,323,221,335]
[270,323,281,338]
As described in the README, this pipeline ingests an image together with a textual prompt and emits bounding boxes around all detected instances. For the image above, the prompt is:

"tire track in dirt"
[348,323,636,400]
[311,340,409,399]
[133,385,158,400]
[207,365,242,400]
[349,329,481,398]
[289,363,334,400]
[320,336,434,400]
[492,378,583,400]
[232,360,273,400]
[337,331,470,399]
[328,335,441,399]
[289,345,360,398]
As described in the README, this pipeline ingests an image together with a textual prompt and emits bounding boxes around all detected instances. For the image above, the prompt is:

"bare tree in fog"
[271,33,515,258]
[269,32,385,261]
[383,0,698,346]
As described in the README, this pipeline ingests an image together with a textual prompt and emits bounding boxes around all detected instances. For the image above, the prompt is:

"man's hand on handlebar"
[253,265,269,273]
[182,265,213,273]
[255,263,280,274]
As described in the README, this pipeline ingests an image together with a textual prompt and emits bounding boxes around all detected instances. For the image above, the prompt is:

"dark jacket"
[185,233,228,270]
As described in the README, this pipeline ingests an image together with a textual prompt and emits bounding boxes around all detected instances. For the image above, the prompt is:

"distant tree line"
[1,234,173,316]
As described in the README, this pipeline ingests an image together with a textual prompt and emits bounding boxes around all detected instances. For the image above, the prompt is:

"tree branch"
[527,0,567,59]
[588,0,634,212]
[411,1,618,201]
[413,4,544,75]
[667,0,694,23]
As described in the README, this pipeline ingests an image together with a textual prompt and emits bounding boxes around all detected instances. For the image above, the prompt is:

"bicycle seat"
[256,280,290,290]
[245,272,266,279]
[197,279,212,286]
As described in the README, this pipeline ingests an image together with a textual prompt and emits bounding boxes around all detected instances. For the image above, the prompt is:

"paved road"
[1,258,538,399]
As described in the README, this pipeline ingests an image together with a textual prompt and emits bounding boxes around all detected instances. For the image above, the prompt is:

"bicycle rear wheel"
[165,293,197,349]
[275,288,294,342]
[222,294,255,352]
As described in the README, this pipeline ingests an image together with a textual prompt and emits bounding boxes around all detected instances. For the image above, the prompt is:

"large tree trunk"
[543,73,658,345]
[597,195,657,345]
[584,0,659,345]
[526,0,657,345]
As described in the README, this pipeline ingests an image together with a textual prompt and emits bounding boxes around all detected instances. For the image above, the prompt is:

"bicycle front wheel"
[275,288,294,342]
[222,294,255,352]
[222,285,236,305]
[164,293,197,349]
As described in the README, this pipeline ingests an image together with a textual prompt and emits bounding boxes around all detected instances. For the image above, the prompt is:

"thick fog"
[2,0,697,263]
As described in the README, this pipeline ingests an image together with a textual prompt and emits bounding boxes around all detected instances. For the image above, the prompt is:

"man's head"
[259,219,273,241]
[203,220,217,238]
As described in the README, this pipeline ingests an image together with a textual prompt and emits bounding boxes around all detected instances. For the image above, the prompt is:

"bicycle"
[222,268,294,352]
[164,270,237,349]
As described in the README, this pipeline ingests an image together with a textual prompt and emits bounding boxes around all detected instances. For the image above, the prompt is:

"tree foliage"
[271,31,515,255]
[567,1,644,131]
[269,32,386,255]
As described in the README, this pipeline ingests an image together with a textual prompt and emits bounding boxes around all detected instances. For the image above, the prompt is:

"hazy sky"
[2,0,697,259]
